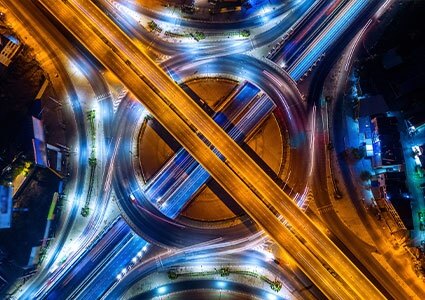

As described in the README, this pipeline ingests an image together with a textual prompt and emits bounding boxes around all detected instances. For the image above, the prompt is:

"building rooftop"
[391,198,414,230]
[0,185,13,229]
[371,115,404,168]
[359,95,389,117]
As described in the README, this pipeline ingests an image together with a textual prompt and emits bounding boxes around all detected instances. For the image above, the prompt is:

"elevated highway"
[31,0,386,298]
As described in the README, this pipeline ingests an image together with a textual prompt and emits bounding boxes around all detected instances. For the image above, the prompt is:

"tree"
[240,30,250,37]
[192,31,205,41]
[271,279,282,292]
[219,267,230,277]
[168,270,178,280]
[81,206,90,217]
[351,147,365,160]
[147,21,158,32]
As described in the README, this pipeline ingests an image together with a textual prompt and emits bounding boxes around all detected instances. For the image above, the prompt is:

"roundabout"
[138,77,287,224]
[113,53,310,249]
[1,0,409,299]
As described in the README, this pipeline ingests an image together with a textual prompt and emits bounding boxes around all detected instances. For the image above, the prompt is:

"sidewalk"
[321,54,376,246]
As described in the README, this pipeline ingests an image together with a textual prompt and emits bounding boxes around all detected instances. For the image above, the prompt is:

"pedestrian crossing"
[300,189,314,211]
[317,203,334,215]
[96,91,112,102]
[113,89,128,113]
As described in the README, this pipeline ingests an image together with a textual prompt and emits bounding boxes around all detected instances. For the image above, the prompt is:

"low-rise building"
[0,185,13,229]
[373,172,414,240]
[370,114,404,172]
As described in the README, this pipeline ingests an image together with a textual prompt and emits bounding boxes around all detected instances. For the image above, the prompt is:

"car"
[129,194,136,203]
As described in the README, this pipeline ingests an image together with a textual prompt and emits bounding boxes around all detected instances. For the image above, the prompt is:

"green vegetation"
[164,31,191,38]
[10,161,32,180]
[167,266,282,291]
[192,31,205,41]
[260,275,283,292]
[88,157,97,167]
[81,206,90,218]
[270,280,283,292]
[419,212,425,231]
[81,110,96,217]
[168,270,179,280]
[87,110,96,142]
[350,146,365,160]
[47,193,58,221]
[147,20,163,33]
[163,30,251,41]
[0,159,33,185]
[147,20,158,32]
[219,267,230,277]
[240,29,250,37]
[38,247,47,265]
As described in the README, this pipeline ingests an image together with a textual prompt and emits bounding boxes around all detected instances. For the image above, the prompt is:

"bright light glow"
[266,293,278,300]
[415,155,421,166]
[129,193,136,201]
[68,60,85,79]
[412,145,422,155]
[50,263,59,274]
[110,0,141,22]
[121,268,127,275]
[261,6,272,15]
[264,250,275,261]
[257,245,275,261]
[260,6,272,22]
[70,239,81,252]
[138,107,148,121]
[157,286,167,294]
[216,281,227,288]
[137,251,142,257]
[116,274,122,280]
[132,257,137,263]
[142,245,148,252]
